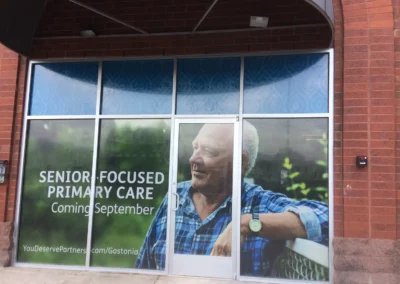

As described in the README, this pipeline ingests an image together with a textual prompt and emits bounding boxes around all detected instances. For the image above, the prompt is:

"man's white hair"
[242,120,259,176]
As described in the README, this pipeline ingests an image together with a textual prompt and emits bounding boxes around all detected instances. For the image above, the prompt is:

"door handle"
[172,192,179,211]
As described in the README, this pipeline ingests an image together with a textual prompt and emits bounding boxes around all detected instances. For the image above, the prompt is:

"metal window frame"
[13,48,334,284]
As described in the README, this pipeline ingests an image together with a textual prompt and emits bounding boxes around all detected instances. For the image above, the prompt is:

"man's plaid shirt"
[135,181,328,276]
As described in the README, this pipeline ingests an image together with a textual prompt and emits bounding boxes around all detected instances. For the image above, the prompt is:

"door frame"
[167,117,241,279]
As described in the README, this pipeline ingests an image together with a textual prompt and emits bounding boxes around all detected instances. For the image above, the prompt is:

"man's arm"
[247,188,329,244]
[211,211,306,257]
[211,187,329,256]
[240,212,307,240]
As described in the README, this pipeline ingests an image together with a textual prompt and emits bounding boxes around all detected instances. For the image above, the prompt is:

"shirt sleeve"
[254,189,329,246]
[135,195,168,269]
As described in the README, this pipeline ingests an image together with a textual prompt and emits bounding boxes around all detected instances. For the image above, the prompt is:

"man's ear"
[242,153,249,175]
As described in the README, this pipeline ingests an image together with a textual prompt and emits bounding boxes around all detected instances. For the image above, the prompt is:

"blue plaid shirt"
[135,181,328,276]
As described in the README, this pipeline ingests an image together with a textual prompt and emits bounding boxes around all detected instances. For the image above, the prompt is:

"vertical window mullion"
[85,61,103,267]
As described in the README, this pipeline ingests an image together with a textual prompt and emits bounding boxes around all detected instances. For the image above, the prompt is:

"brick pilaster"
[0,44,24,267]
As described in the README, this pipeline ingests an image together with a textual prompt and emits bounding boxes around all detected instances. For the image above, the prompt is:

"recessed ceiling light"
[80,30,96,37]
[250,16,269,28]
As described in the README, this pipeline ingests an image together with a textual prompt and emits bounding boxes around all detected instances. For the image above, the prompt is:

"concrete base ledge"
[0,267,258,284]
[334,238,400,284]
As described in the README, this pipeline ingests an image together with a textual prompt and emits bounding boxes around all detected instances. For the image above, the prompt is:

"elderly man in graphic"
[135,121,328,276]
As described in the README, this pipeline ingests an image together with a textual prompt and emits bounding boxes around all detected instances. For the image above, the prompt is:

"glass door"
[168,118,240,278]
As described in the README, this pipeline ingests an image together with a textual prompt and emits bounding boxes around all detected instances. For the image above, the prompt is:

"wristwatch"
[248,212,262,235]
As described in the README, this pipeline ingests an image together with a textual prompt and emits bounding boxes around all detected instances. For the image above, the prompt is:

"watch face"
[249,219,262,232]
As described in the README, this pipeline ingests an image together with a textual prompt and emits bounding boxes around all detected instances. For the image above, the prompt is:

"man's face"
[189,124,234,197]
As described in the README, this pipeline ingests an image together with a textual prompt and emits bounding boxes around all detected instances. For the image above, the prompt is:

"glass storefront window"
[244,54,329,114]
[18,52,331,281]
[101,60,173,115]
[90,119,171,268]
[29,63,98,115]
[18,120,95,265]
[176,58,240,114]
[240,118,329,281]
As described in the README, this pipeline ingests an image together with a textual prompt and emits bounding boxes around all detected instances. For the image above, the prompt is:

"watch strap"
[252,211,259,220]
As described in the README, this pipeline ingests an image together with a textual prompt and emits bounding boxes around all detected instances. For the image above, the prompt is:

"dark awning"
[0,0,48,56]
[0,0,334,57]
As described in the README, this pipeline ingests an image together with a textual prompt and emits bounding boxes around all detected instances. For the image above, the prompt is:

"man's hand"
[211,222,232,256]
[210,217,250,256]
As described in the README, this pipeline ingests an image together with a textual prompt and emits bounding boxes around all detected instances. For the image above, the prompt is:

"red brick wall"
[393,0,400,240]
[0,45,21,223]
[0,44,26,266]
[31,25,332,59]
[6,56,26,224]
[29,0,332,57]
[333,0,399,282]
[36,0,328,37]
[334,0,396,240]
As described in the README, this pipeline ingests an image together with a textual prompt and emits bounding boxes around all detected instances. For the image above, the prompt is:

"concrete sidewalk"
[0,267,261,284]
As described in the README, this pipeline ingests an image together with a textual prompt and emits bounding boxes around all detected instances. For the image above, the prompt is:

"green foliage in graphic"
[18,120,95,265]
[281,133,328,204]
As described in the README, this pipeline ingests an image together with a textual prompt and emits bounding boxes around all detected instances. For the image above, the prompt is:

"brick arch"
[332,0,345,239]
